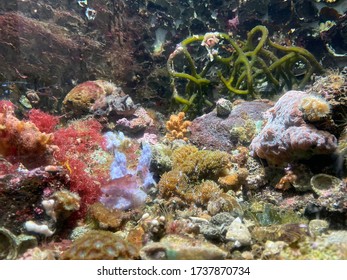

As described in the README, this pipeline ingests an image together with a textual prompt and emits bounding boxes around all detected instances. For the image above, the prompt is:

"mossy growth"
[171,145,232,181]
[167,25,323,115]
[158,145,236,205]
[246,202,308,227]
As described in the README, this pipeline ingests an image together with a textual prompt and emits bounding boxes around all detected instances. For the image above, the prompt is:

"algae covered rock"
[250,91,337,165]
[140,234,227,260]
[190,101,271,151]
[0,228,37,260]
[62,80,136,118]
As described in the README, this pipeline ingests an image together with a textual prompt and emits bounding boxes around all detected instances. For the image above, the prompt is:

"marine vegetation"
[167,25,323,115]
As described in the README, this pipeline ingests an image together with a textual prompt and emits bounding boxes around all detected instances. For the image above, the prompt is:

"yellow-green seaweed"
[167,25,323,114]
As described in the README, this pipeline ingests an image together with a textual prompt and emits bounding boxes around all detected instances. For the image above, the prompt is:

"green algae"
[167,25,323,115]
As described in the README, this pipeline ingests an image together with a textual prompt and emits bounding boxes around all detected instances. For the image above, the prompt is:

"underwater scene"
[0,0,346,260]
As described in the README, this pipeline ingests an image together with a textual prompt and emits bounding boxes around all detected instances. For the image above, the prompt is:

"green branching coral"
[167,25,323,114]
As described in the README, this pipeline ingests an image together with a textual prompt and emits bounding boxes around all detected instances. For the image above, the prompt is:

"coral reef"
[53,119,110,219]
[0,162,69,235]
[250,90,337,165]
[1,0,347,262]
[157,144,245,216]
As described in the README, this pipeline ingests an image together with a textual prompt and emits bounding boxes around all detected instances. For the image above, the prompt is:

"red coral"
[28,109,59,133]
[53,119,105,161]
[67,158,102,219]
[52,119,108,220]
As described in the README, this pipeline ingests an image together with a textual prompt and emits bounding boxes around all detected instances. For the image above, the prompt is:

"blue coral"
[137,143,156,189]
[110,151,128,179]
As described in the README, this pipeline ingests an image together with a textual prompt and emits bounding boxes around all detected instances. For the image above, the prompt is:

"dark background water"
[0,0,346,114]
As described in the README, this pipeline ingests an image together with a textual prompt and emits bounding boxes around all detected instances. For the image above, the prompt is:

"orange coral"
[88,202,131,230]
[275,170,297,190]
[218,174,240,190]
[165,112,191,141]
[195,180,222,205]
[0,101,54,161]
[218,168,248,191]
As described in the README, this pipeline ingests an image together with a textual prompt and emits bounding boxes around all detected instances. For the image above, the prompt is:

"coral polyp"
[61,230,139,260]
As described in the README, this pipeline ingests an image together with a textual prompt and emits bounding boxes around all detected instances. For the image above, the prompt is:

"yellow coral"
[88,202,129,230]
[172,145,232,180]
[158,144,236,206]
[300,95,330,122]
[165,112,191,141]
[172,145,199,173]
[195,180,222,205]
[157,170,189,199]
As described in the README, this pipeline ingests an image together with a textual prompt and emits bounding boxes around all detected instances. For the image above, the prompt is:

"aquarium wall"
[1,0,346,113]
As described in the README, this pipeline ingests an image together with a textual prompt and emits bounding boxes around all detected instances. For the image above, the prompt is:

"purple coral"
[99,175,147,210]
[250,90,337,165]
[100,132,155,210]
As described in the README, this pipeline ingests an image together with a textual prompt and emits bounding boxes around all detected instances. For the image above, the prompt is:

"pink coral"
[250,91,337,165]
[99,174,147,210]
[116,107,154,133]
